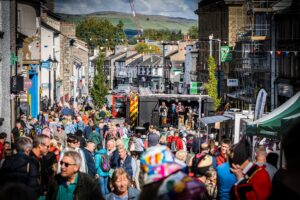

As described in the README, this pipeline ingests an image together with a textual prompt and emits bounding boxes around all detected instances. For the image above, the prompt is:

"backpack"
[170,139,177,152]
[191,153,206,175]
[100,154,111,172]
[186,134,195,152]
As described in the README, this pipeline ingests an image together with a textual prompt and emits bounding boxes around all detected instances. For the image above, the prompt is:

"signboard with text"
[227,79,239,87]
[221,46,233,62]
[41,61,50,69]
[190,82,202,94]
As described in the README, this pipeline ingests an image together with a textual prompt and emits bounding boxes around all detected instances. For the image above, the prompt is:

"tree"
[142,28,183,41]
[188,26,198,39]
[205,56,221,111]
[90,49,108,108]
[76,17,126,49]
[135,43,161,54]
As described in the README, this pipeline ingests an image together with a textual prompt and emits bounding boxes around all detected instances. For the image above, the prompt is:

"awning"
[200,115,232,125]
[281,112,300,129]
[246,91,300,137]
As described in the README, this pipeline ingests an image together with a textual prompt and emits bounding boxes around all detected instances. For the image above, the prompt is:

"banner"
[190,82,202,94]
[221,46,233,62]
[254,88,267,120]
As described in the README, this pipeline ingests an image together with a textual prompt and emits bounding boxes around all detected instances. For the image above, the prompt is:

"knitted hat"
[140,146,186,185]
[157,171,208,199]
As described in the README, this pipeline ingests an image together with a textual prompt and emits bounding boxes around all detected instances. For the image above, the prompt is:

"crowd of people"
[0,100,299,200]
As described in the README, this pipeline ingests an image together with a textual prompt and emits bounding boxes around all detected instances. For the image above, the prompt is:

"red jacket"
[232,164,272,200]
[216,152,226,166]
[168,136,183,151]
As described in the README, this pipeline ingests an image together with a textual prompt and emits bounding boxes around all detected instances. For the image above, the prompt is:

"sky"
[55,0,199,19]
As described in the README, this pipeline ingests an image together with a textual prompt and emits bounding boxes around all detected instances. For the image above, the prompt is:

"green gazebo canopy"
[246,91,300,137]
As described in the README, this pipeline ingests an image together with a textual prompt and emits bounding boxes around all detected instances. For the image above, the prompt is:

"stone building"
[60,22,89,102]
[195,0,245,99]
[273,0,300,106]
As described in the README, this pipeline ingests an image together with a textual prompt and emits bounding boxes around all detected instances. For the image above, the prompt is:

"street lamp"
[47,55,53,107]
[52,56,58,104]
[208,34,221,66]
[208,34,222,97]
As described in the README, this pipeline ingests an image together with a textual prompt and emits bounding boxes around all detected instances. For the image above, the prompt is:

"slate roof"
[127,57,143,67]
[138,55,162,67]
[116,52,139,62]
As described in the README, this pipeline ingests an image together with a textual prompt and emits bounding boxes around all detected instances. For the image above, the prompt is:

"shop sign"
[227,79,239,87]
[278,83,293,97]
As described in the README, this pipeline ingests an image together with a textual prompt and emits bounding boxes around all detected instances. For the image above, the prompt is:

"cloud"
[54,0,198,19]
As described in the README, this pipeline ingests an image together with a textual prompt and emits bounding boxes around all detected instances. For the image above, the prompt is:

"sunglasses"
[41,143,50,148]
[60,161,76,168]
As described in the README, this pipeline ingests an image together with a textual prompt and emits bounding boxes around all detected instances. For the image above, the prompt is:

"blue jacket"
[84,126,93,139]
[95,149,109,177]
[77,121,85,132]
[83,148,96,177]
[117,155,133,178]
[217,162,237,200]
[105,187,140,200]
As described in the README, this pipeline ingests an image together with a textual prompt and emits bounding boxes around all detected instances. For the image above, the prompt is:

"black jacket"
[0,152,42,195]
[47,172,103,200]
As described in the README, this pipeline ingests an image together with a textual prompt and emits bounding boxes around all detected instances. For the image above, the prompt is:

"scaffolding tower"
[231,0,281,109]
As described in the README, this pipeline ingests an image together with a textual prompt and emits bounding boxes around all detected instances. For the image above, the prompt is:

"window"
[140,67,143,75]
[155,68,158,75]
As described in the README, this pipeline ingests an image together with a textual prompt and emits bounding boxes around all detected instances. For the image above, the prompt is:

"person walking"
[95,143,110,197]
[83,141,96,177]
[105,168,140,200]
[0,137,41,196]
[47,151,103,200]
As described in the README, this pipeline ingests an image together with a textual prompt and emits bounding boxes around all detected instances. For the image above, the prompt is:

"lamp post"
[52,56,58,104]
[208,34,222,97]
[209,34,213,57]
[47,55,53,107]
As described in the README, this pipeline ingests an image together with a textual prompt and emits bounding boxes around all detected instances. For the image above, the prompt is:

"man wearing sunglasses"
[47,151,103,200]
[57,135,87,174]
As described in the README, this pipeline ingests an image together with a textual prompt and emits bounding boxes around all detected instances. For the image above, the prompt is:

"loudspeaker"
[11,75,24,94]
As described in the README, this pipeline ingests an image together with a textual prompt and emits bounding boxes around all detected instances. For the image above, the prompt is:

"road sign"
[24,79,32,89]
[221,46,233,62]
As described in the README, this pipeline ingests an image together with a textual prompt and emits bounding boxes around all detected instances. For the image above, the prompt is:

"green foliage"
[188,26,198,39]
[205,56,221,111]
[60,13,197,34]
[142,29,183,41]
[90,50,108,107]
[76,17,126,49]
[135,43,161,54]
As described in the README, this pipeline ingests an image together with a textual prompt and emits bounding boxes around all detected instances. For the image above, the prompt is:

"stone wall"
[0,0,13,139]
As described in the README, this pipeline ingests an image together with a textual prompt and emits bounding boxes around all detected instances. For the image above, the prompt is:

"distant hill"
[57,11,197,34]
